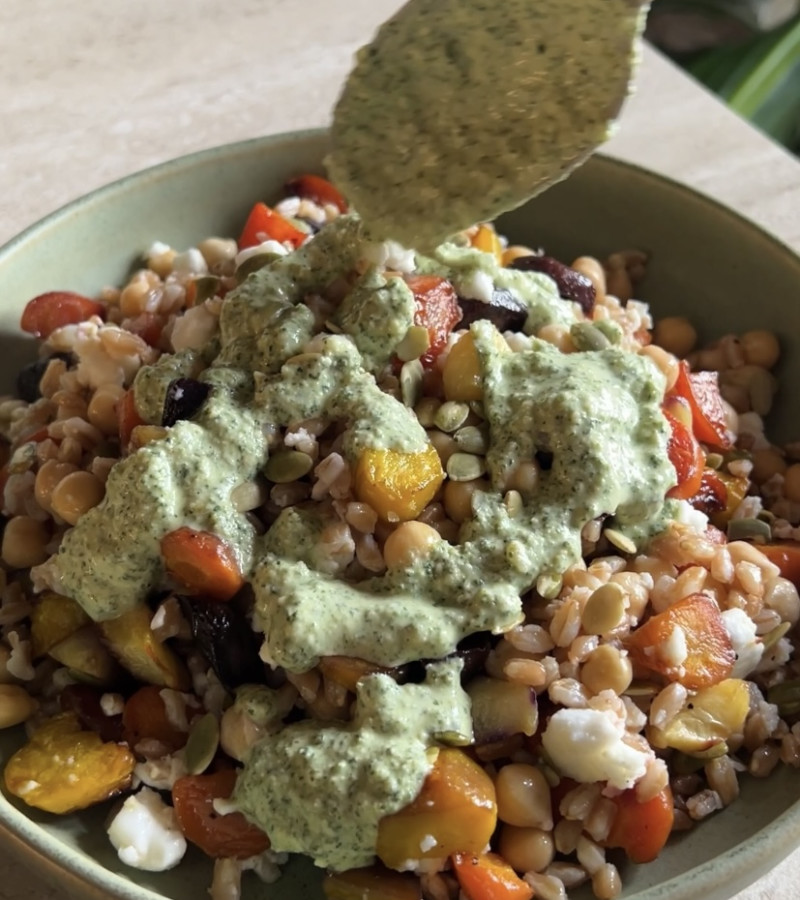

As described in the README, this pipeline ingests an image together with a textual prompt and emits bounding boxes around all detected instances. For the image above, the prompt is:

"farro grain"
[686,789,723,820]
[749,743,781,777]
[506,624,555,655]
[503,659,548,688]
[636,757,669,802]
[548,678,589,708]
[584,797,616,843]
[560,783,602,821]
[576,835,605,875]
[549,599,581,648]
[523,872,567,900]
[704,756,739,806]
[545,863,588,890]
[553,817,583,854]
[650,682,688,730]
[592,863,622,900]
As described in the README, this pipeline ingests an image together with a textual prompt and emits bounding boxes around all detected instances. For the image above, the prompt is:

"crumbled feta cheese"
[100,692,124,716]
[359,239,415,273]
[107,787,186,871]
[171,248,208,277]
[133,752,187,791]
[457,268,494,303]
[170,302,218,352]
[541,708,650,790]
[673,500,709,534]
[660,624,688,668]
[721,608,764,678]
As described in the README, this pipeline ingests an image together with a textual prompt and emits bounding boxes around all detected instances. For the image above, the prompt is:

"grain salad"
[0,175,799,900]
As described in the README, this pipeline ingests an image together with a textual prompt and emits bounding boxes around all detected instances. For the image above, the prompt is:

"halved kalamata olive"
[458,290,527,332]
[16,352,72,403]
[162,378,211,427]
[510,254,596,316]
[178,596,264,690]
[59,683,124,743]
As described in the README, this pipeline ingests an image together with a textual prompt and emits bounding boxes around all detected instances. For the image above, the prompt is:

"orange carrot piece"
[625,593,735,689]
[664,409,705,501]
[118,388,145,452]
[605,786,674,864]
[20,291,105,339]
[452,852,534,900]
[160,526,244,601]
[669,361,733,450]
[759,542,800,589]
[286,173,348,212]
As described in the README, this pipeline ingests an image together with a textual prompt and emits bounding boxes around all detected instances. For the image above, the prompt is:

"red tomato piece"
[663,409,705,501]
[238,202,307,250]
[452,852,534,900]
[20,291,105,339]
[403,275,462,368]
[605,786,674,864]
[160,526,244,601]
[285,173,348,212]
[689,468,728,515]
[670,361,733,450]
[172,769,270,859]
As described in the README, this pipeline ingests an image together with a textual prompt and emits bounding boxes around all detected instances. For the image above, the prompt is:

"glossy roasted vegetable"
[30,590,91,658]
[604,786,674,863]
[322,866,421,900]
[457,290,527,333]
[48,626,119,686]
[375,747,497,869]
[160,527,244,602]
[4,712,135,814]
[354,445,444,522]
[403,275,462,368]
[452,851,534,900]
[509,254,595,315]
[122,684,194,752]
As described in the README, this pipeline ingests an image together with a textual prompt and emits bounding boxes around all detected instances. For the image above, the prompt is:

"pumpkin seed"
[435,401,471,433]
[688,740,729,760]
[582,582,626,634]
[604,528,637,554]
[184,712,219,775]
[235,251,283,282]
[705,452,724,470]
[768,678,800,718]
[726,516,771,543]
[400,360,424,408]
[395,325,431,362]
[414,396,441,428]
[230,480,267,512]
[454,425,488,455]
[503,490,523,518]
[468,401,486,421]
[433,728,471,747]
[536,573,562,600]
[191,275,221,305]
[624,680,660,698]
[592,319,622,345]
[570,322,611,352]
[761,621,791,652]
[446,452,485,482]
[265,449,314,484]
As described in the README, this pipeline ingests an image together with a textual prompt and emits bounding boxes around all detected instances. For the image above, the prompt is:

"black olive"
[510,254,596,316]
[162,378,212,428]
[178,596,264,690]
[457,289,527,332]
[15,352,71,403]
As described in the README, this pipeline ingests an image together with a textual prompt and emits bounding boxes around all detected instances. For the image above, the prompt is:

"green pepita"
[582,582,627,634]
[454,425,488,455]
[434,401,471,433]
[592,319,622,345]
[446,452,485,482]
[414,396,441,428]
[184,712,220,775]
[570,322,612,352]
[768,678,800,718]
[235,251,283,282]
[395,325,431,362]
[726,516,772,543]
[762,621,791,652]
[705,452,724,470]
[400,360,424,409]
[191,275,221,305]
[604,528,637,555]
[265,449,314,484]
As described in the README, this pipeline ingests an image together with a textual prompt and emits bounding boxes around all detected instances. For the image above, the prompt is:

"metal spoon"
[328,0,650,248]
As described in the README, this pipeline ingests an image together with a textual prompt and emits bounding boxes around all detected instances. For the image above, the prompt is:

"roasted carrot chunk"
[238,201,307,250]
[669,361,733,450]
[759,542,800,589]
[286,173,348,212]
[605,786,674,864]
[354,445,444,523]
[118,388,145,451]
[452,852,534,900]
[172,769,270,859]
[664,408,705,501]
[20,290,105,339]
[403,275,462,368]
[122,684,192,751]
[625,593,735,690]
[160,526,244,601]
[376,748,497,870]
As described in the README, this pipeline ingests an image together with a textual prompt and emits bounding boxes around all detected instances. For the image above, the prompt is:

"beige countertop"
[0,2,799,898]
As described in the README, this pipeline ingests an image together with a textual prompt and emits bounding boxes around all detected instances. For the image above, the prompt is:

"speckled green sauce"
[235,658,472,870]
[329,0,648,248]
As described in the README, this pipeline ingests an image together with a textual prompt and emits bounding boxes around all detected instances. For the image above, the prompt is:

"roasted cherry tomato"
[663,408,705,500]
[20,291,105,339]
[238,201,307,250]
[403,275,462,368]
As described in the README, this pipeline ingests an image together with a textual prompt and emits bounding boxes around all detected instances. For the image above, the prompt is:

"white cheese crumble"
[673,499,709,534]
[457,268,494,303]
[359,239,416,273]
[100,692,125,716]
[541,708,650,790]
[171,248,209,277]
[721,608,764,678]
[660,623,688,668]
[107,787,186,871]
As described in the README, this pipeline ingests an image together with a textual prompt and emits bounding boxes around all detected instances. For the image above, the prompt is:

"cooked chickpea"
[639,345,679,392]
[740,330,780,369]
[443,478,489,524]
[495,763,553,829]
[119,274,157,317]
[87,385,126,436]
[580,644,632,695]
[383,521,442,569]
[428,429,458,466]
[498,825,555,874]
[570,256,606,297]
[750,448,788,484]
[784,463,800,504]
[35,459,79,513]
[652,316,697,358]
[501,246,536,267]
[1,516,49,569]
[197,237,238,269]
[50,471,105,525]
[505,460,540,495]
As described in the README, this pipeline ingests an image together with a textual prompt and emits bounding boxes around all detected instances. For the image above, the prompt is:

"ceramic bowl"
[0,129,799,900]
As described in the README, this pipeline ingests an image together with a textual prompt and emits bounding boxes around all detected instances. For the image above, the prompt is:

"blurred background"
[647,0,800,156]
